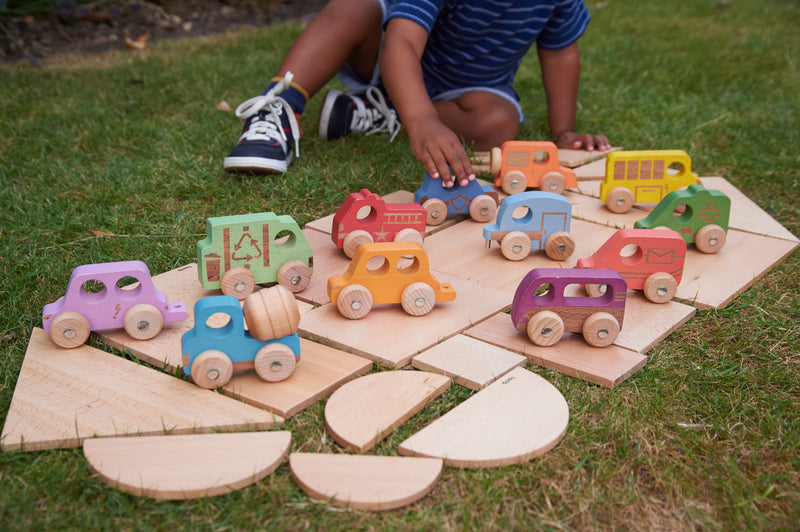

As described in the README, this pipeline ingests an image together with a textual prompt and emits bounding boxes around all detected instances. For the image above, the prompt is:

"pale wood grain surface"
[325,371,450,453]
[1,329,280,451]
[398,367,569,467]
[83,431,291,500]
[289,453,443,511]
[411,334,526,390]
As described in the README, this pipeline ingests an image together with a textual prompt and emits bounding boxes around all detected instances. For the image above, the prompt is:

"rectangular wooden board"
[222,338,373,418]
[573,157,608,180]
[1,329,280,452]
[465,314,647,388]
[299,271,512,368]
[411,334,526,390]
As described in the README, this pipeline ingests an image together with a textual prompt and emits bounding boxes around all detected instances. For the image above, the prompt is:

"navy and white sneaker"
[318,86,401,142]
[224,75,302,174]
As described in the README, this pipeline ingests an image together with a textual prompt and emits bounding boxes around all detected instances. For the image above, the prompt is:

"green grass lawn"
[1,0,798,529]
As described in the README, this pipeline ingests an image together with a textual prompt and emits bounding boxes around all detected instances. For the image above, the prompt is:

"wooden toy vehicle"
[197,212,313,300]
[414,172,499,226]
[327,242,456,319]
[42,260,188,349]
[600,150,699,213]
[634,184,730,254]
[576,228,687,304]
[482,191,575,261]
[511,268,627,347]
[331,188,427,258]
[181,286,301,389]
[489,140,577,195]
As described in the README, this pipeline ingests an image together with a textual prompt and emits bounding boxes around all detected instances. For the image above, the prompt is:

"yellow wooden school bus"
[600,150,699,213]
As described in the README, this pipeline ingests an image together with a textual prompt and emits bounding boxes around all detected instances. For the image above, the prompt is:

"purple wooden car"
[42,260,187,348]
[511,268,627,347]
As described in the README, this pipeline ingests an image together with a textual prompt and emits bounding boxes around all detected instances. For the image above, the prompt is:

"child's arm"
[379,18,474,187]
[538,43,610,151]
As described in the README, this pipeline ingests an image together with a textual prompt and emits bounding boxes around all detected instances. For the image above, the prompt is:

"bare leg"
[274,0,383,98]
[434,91,520,150]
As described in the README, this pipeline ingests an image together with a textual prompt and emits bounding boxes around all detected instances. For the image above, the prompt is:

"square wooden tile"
[299,271,512,368]
[465,314,647,388]
[1,329,280,452]
[412,334,526,390]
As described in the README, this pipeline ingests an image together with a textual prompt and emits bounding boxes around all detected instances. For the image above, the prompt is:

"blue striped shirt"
[384,0,590,95]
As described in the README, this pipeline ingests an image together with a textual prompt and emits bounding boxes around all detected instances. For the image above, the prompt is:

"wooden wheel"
[526,311,564,347]
[394,228,424,246]
[277,260,311,293]
[243,285,301,341]
[489,147,502,175]
[468,194,497,223]
[343,230,373,259]
[540,172,566,195]
[695,224,726,254]
[501,170,526,195]
[605,187,634,214]
[400,282,436,317]
[190,350,233,389]
[254,343,296,382]
[643,272,677,303]
[49,311,91,348]
[582,312,620,347]
[585,283,608,298]
[336,284,373,319]
[500,231,531,261]
[422,198,447,226]
[123,304,163,340]
[220,267,256,300]
[544,231,575,261]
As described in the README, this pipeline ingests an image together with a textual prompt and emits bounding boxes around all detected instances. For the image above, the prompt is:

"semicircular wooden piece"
[83,431,291,500]
[289,452,443,511]
[398,367,569,468]
[324,370,450,453]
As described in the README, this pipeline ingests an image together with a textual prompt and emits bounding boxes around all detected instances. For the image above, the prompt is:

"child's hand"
[554,131,611,152]
[406,116,475,188]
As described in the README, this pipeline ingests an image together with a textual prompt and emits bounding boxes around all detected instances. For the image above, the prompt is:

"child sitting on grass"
[223,0,611,187]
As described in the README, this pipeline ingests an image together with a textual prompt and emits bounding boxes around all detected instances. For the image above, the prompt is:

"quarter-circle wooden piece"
[289,452,443,511]
[83,431,291,500]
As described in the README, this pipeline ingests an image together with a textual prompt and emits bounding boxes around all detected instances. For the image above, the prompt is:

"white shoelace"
[349,86,401,141]
[234,72,301,158]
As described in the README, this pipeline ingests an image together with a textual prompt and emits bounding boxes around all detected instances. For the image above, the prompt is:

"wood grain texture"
[289,453,443,511]
[324,371,451,453]
[1,329,280,452]
[411,334,526,390]
[222,338,372,418]
[398,367,569,468]
[300,270,512,368]
[465,314,647,388]
[84,431,291,500]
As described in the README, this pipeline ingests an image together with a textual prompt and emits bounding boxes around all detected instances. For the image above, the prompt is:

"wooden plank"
[573,157,608,180]
[83,431,290,500]
[398,367,569,468]
[558,147,622,168]
[1,329,280,452]
[465,314,647,388]
[411,334,526,390]
[299,271,512,368]
[289,453,443,511]
[223,338,372,418]
[616,292,696,353]
[700,177,798,242]
[324,371,450,453]
[423,217,619,293]
[675,228,798,309]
